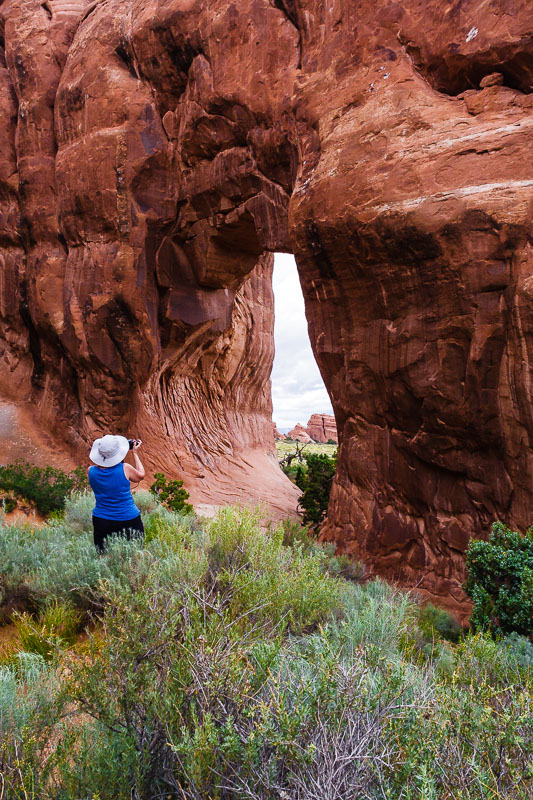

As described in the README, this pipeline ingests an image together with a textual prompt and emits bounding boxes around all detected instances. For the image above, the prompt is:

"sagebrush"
[0,500,531,799]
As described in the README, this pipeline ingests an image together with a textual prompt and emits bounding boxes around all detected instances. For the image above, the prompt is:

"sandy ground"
[0,400,76,470]
[1,506,45,525]
[0,623,18,648]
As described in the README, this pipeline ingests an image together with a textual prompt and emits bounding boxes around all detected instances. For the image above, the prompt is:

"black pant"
[92,514,144,553]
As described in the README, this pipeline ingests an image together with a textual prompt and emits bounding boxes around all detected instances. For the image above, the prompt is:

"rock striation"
[0,0,532,609]
[0,0,300,518]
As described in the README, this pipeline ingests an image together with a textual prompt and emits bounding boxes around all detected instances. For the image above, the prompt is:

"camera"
[128,439,136,450]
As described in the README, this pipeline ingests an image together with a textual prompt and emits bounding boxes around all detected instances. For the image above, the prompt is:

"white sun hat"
[89,434,129,467]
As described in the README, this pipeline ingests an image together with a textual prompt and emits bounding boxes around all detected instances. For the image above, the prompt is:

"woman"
[88,434,145,552]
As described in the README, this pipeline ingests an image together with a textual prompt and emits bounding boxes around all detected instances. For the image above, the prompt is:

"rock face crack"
[0,0,532,612]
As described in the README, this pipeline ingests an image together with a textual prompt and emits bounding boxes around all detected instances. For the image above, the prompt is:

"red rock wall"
[0,0,532,607]
[0,0,300,515]
[288,0,533,612]
[273,424,286,441]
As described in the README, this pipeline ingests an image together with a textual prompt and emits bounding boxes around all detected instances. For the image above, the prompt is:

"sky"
[271,253,334,430]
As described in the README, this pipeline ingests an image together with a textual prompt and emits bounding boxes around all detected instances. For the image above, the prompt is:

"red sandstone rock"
[287,424,313,444]
[0,0,300,519]
[288,0,533,616]
[306,414,337,444]
[0,0,532,610]
[273,423,286,441]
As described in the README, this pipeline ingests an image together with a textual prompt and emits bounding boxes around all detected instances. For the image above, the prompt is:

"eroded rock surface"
[0,0,300,516]
[288,0,533,614]
[0,0,532,607]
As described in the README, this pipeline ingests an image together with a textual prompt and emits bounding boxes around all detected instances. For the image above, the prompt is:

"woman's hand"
[133,439,142,451]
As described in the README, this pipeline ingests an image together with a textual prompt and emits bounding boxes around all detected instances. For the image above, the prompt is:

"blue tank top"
[89,463,140,521]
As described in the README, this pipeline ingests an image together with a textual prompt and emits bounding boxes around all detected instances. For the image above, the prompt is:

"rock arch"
[1,0,532,609]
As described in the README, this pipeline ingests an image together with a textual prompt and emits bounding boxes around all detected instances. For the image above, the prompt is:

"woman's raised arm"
[124,440,145,483]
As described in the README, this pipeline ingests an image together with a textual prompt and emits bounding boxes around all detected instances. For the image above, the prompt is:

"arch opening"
[271,253,333,435]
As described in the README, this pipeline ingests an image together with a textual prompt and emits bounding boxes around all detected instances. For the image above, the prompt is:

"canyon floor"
[0,401,76,471]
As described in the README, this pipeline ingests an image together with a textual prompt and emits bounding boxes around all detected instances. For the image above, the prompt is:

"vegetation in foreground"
[0,493,531,799]
[149,471,194,514]
[0,461,88,515]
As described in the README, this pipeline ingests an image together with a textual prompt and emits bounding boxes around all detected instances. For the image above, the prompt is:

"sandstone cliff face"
[288,0,533,613]
[0,0,300,515]
[285,414,338,443]
[0,0,532,608]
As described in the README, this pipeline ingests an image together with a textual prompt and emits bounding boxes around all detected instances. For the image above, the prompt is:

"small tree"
[296,452,337,526]
[149,472,194,515]
[279,440,308,477]
[464,521,533,636]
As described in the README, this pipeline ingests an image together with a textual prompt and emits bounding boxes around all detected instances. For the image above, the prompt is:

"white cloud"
[271,253,334,428]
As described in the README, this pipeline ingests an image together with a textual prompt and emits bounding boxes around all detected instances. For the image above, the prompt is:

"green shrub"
[1,496,17,514]
[0,652,62,797]
[417,602,462,643]
[12,601,83,662]
[63,575,532,800]
[131,488,159,514]
[279,517,314,549]
[149,472,194,514]
[0,461,88,516]
[295,451,337,525]
[281,462,300,482]
[326,552,365,582]
[61,490,94,532]
[144,506,200,546]
[0,516,131,615]
[464,520,533,636]
[500,632,533,669]
[0,492,188,618]
[205,506,342,634]
[279,519,364,582]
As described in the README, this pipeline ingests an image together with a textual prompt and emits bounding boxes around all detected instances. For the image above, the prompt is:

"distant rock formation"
[286,424,313,444]
[273,423,286,441]
[282,414,338,444]
[306,414,338,444]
